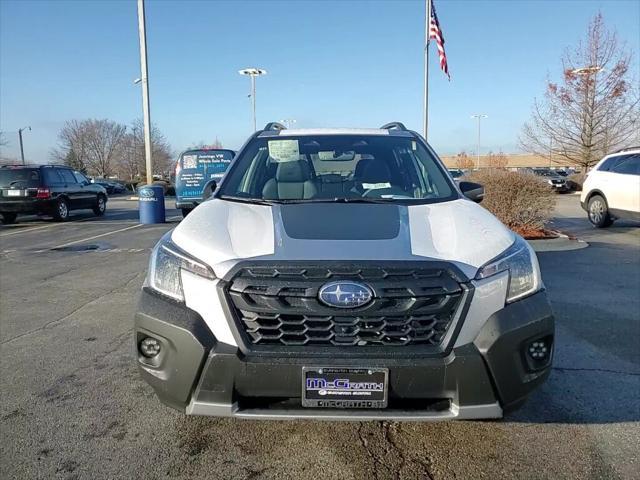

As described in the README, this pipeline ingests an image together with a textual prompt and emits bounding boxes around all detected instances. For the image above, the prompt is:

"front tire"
[1,212,17,225]
[93,194,106,216]
[588,195,613,228]
[53,198,70,222]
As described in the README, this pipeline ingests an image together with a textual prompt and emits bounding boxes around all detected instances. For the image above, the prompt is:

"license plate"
[6,189,22,197]
[302,367,388,408]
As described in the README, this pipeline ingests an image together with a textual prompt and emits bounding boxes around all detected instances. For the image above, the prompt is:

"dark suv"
[0,165,108,224]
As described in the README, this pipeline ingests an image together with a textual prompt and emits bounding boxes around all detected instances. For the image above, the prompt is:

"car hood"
[171,198,515,279]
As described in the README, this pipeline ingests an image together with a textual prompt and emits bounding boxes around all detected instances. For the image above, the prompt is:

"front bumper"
[175,198,202,209]
[0,198,57,214]
[134,289,554,420]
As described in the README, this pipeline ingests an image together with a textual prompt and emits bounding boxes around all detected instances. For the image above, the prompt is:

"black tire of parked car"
[53,198,70,222]
[587,194,614,228]
[181,208,193,217]
[93,194,107,216]
[1,212,17,225]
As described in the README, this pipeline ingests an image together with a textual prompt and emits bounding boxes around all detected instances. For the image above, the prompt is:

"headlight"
[475,236,541,303]
[147,234,215,301]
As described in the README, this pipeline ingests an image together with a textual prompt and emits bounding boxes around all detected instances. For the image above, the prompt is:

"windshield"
[0,168,41,188]
[218,135,456,203]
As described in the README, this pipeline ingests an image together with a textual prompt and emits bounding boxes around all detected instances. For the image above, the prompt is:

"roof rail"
[613,145,640,153]
[380,122,407,131]
[263,122,287,132]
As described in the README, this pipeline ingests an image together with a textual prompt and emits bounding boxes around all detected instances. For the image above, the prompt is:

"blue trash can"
[138,185,166,224]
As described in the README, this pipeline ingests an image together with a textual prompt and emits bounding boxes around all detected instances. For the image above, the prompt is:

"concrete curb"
[527,232,588,252]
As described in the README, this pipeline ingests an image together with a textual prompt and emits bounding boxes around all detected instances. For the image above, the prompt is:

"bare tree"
[115,119,174,180]
[0,131,8,147]
[51,120,93,173]
[51,118,173,179]
[520,13,639,170]
[52,119,128,177]
[455,151,474,170]
[84,119,127,177]
[486,151,509,169]
[192,137,224,149]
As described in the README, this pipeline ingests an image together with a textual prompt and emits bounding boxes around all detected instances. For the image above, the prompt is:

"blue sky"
[1,0,638,162]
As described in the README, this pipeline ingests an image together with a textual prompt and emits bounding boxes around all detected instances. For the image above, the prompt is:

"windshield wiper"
[218,195,278,206]
[277,197,397,204]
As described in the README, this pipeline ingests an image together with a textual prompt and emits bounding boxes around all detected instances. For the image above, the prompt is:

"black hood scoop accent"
[279,203,400,240]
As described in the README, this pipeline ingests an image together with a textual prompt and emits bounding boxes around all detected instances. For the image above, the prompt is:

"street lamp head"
[133,78,142,85]
[470,114,488,119]
[238,68,267,77]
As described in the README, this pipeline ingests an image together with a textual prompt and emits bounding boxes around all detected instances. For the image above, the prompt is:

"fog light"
[140,337,161,358]
[528,341,549,360]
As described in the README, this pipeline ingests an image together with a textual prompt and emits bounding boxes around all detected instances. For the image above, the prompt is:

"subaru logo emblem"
[318,281,373,309]
[139,188,155,198]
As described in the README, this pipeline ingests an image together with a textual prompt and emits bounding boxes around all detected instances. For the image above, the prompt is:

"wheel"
[181,208,193,217]
[587,195,613,228]
[1,212,17,224]
[93,194,106,216]
[53,198,70,221]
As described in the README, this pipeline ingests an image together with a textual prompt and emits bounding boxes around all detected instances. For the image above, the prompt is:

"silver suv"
[134,122,554,420]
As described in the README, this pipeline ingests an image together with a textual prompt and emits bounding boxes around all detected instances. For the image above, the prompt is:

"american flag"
[429,1,450,80]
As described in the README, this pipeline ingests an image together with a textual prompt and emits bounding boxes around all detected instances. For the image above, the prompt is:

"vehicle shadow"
[508,332,640,424]
[550,215,640,238]
[510,240,640,424]
[0,206,181,228]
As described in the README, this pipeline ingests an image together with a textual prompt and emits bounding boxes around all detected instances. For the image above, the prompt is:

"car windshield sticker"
[268,139,300,162]
[182,154,198,169]
[362,182,391,190]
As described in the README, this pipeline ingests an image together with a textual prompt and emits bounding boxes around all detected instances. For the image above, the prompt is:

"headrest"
[355,158,391,184]
[275,160,314,183]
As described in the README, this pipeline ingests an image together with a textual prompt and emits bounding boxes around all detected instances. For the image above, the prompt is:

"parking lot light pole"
[239,68,267,132]
[137,0,153,185]
[18,126,31,165]
[470,114,487,169]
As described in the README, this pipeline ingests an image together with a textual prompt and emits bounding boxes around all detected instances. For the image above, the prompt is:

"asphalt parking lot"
[1,194,638,480]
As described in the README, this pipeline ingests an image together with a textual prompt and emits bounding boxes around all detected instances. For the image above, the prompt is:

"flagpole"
[423,0,431,141]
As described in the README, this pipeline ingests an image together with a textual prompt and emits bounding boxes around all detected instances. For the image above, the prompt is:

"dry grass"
[464,169,556,237]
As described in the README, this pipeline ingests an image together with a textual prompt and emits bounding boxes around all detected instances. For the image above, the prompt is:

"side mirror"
[459,181,484,203]
[203,181,217,199]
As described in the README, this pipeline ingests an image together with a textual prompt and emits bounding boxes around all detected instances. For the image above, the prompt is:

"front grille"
[224,264,467,350]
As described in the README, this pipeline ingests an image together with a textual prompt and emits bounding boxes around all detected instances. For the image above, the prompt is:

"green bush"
[463,169,556,236]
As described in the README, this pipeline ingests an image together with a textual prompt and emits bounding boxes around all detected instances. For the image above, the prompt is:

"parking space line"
[39,224,144,252]
[0,223,59,237]
[0,211,142,238]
